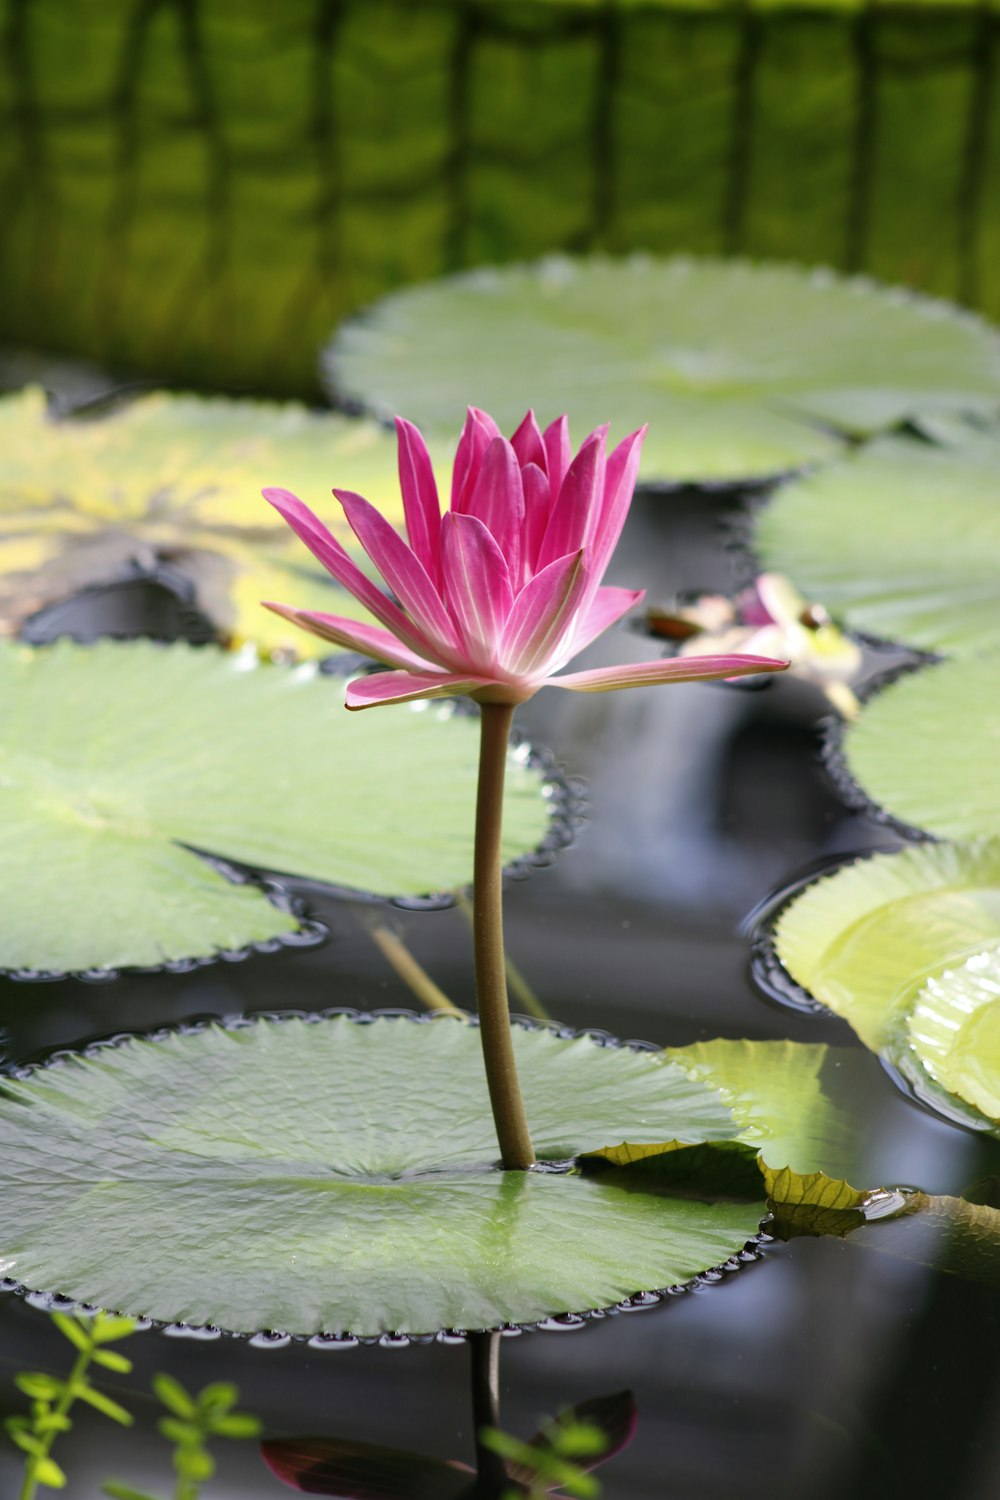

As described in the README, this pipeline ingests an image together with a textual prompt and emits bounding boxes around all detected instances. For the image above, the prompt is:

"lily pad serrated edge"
[0,856,328,987]
[746,848,1000,1138]
[0,655,583,980]
[322,253,1000,492]
[0,1008,771,1347]
[819,658,956,842]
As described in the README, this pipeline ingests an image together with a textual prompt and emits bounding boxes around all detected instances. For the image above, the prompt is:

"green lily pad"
[0,387,423,658]
[772,840,1000,1053]
[663,1038,856,1176]
[0,640,551,975]
[0,1014,765,1337]
[755,424,1000,656]
[905,946,1000,1123]
[323,257,1000,485]
[840,655,1000,840]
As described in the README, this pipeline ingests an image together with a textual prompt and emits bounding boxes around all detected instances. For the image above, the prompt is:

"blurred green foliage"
[1,0,997,396]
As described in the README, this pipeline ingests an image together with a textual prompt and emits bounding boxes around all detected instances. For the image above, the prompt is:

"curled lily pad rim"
[744,844,915,1020]
[0,854,328,987]
[0,1006,772,1348]
[746,846,1000,1140]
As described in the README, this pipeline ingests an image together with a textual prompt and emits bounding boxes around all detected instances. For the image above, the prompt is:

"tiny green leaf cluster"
[102,1374,261,1500]
[6,1312,137,1498]
[484,1411,610,1499]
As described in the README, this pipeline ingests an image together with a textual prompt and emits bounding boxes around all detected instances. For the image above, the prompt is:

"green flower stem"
[18,1345,91,1500]
[470,1332,508,1499]
[474,703,535,1171]
[364,919,465,1017]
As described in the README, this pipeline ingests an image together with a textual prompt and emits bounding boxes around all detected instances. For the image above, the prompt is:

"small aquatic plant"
[265,409,787,1168]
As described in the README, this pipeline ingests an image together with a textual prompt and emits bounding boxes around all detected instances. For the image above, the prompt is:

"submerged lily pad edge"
[0,1006,771,1347]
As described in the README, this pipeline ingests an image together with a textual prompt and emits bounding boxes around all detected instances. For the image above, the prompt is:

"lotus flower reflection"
[264,409,788,706]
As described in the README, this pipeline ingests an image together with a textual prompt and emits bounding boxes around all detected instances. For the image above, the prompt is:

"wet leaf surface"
[0,640,551,974]
[325,258,1000,483]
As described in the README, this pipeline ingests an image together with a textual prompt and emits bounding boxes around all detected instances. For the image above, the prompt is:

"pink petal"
[451,407,501,512]
[510,410,546,472]
[501,550,588,676]
[345,669,496,710]
[542,414,572,501]
[261,602,437,671]
[337,490,461,658]
[567,585,646,656]
[589,427,646,584]
[536,430,608,572]
[395,418,442,583]
[548,654,790,692]
[520,462,552,582]
[461,436,525,583]
[440,511,514,671]
[264,488,434,659]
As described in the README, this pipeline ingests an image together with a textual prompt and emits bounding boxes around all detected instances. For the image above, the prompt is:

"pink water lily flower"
[263,409,787,709]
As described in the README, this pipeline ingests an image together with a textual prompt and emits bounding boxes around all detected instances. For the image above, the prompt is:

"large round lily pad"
[771,841,1000,1053]
[0,387,427,658]
[324,257,1000,484]
[840,655,1000,840]
[755,423,1000,656]
[0,640,552,975]
[0,1015,765,1337]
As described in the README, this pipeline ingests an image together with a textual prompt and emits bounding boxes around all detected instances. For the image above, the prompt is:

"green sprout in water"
[5,1310,260,1500]
[483,1408,618,1499]
[6,1311,138,1499]
[103,1375,262,1500]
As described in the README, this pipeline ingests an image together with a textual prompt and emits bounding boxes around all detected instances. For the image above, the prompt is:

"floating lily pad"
[905,946,1000,1123]
[0,640,551,975]
[0,1014,765,1337]
[755,425,1000,656]
[771,841,1000,1053]
[0,388,422,658]
[663,1039,856,1176]
[840,655,1000,840]
[323,257,1000,484]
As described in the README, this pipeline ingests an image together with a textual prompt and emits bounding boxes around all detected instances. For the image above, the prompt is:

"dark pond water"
[2,486,1000,1499]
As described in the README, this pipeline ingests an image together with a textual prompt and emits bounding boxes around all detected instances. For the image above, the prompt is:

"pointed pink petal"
[520,462,552,581]
[542,414,572,501]
[337,490,461,658]
[501,550,588,676]
[589,427,646,584]
[510,410,546,472]
[395,418,442,582]
[536,430,608,572]
[345,669,496,710]
[451,407,501,511]
[440,511,514,671]
[567,585,646,656]
[262,603,437,671]
[264,488,434,658]
[461,437,524,582]
[548,654,790,692]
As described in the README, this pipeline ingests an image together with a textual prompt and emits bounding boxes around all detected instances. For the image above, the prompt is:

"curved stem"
[474,702,535,1170]
[470,1331,507,1498]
